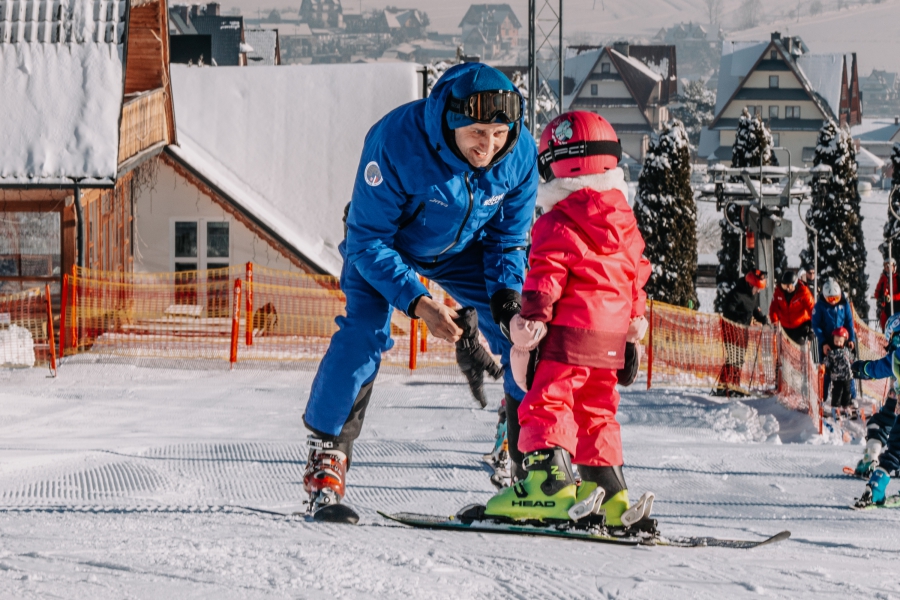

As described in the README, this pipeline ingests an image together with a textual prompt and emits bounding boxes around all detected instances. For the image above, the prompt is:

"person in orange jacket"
[483,111,653,531]
[875,258,900,331]
[769,270,815,345]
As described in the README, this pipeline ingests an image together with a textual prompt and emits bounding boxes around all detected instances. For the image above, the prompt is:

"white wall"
[133,159,308,274]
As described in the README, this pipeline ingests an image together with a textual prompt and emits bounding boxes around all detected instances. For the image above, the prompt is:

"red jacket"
[768,283,814,329]
[520,169,651,369]
[875,272,900,304]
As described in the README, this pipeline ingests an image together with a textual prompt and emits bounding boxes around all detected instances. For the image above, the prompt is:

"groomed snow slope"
[0,359,897,599]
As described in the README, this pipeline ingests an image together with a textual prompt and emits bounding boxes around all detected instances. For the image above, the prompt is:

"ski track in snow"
[0,360,899,599]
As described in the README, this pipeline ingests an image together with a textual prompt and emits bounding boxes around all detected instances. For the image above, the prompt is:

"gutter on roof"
[117,140,168,179]
[163,147,328,275]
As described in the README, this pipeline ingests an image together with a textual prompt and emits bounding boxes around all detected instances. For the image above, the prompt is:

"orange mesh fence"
[853,309,892,404]
[0,287,54,367]
[60,264,831,423]
[643,301,776,396]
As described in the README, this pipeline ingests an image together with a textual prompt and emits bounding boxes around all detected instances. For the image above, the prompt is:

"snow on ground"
[0,357,898,599]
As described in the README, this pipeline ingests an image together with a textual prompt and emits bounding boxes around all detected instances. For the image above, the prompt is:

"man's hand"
[848,340,856,350]
[852,360,873,380]
[823,343,831,355]
[415,296,463,342]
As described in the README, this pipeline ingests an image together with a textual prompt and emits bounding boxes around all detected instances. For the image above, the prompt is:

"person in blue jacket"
[300,63,539,516]
[811,278,858,401]
[852,313,900,506]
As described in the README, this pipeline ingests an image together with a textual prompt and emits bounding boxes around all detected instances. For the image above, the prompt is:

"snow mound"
[0,324,35,368]
[702,401,781,443]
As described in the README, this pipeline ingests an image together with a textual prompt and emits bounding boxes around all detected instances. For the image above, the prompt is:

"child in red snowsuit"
[485,111,651,529]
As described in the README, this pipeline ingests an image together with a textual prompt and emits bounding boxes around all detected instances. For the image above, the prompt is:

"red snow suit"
[517,170,651,466]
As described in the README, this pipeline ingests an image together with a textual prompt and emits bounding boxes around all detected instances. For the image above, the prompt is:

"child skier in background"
[483,111,653,530]
[823,327,854,417]
[852,314,900,506]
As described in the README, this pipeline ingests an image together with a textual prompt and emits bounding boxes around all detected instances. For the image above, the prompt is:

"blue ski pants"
[303,240,524,439]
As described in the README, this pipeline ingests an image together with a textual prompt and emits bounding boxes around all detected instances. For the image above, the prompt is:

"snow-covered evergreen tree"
[669,80,716,148]
[878,142,900,283]
[634,120,698,308]
[714,109,785,311]
[800,121,869,316]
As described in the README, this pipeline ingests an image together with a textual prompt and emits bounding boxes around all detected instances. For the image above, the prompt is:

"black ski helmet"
[780,270,798,286]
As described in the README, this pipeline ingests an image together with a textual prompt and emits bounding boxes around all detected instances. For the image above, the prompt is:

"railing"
[118,87,168,164]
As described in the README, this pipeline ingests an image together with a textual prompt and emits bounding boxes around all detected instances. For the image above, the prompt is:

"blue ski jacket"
[811,293,857,353]
[343,62,539,316]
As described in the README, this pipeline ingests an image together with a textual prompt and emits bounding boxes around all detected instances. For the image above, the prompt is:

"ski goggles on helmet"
[447,90,522,124]
[825,295,841,305]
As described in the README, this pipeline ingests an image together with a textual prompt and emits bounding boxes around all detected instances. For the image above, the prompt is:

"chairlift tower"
[698,160,832,313]
[527,0,563,137]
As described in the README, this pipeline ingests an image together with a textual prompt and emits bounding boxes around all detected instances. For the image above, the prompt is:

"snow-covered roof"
[562,47,602,109]
[0,0,126,185]
[258,22,312,37]
[852,117,900,143]
[795,53,845,121]
[169,63,422,276]
[856,146,885,169]
[714,41,768,116]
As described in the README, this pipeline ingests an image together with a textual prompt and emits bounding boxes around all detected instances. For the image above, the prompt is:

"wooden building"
[699,32,862,165]
[0,0,176,297]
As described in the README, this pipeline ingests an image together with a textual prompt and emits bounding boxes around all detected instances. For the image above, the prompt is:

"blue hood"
[425,63,525,173]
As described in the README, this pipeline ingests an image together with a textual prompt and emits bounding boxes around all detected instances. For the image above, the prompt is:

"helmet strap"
[538,140,623,181]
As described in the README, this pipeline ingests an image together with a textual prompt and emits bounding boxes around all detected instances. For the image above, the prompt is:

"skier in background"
[769,270,815,346]
[301,63,538,518]
[823,327,854,417]
[812,278,858,403]
[852,313,900,506]
[875,258,900,331]
[481,111,654,530]
[715,270,768,397]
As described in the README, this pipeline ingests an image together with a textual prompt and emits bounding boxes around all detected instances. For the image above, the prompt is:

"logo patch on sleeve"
[364,161,383,187]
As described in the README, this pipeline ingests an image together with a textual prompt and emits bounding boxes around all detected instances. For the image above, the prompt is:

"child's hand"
[626,316,648,343]
[823,345,831,355]
[509,314,547,350]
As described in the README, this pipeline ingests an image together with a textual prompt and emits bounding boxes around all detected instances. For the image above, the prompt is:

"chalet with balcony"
[459,4,519,60]
[699,32,861,165]
[564,43,678,161]
[0,0,175,297]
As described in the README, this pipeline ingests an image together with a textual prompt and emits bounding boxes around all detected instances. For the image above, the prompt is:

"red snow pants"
[517,359,622,466]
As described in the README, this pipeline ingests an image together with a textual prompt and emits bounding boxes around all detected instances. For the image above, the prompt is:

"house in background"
[0,0,175,296]
[185,3,247,66]
[244,27,281,65]
[133,63,424,277]
[299,0,343,29]
[459,4,520,61]
[852,116,900,182]
[860,69,899,117]
[564,43,678,161]
[699,32,862,165]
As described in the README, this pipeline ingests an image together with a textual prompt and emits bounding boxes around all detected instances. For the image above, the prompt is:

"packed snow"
[0,357,898,598]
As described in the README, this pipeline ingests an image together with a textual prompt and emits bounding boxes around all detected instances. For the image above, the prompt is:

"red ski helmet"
[538,111,622,181]
[746,269,767,290]
[832,327,849,340]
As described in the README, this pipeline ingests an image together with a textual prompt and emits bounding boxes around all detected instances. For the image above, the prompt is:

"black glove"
[617,342,640,387]
[453,307,503,408]
[852,360,873,380]
[490,289,522,340]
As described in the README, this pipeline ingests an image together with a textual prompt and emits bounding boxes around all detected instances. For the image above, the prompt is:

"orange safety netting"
[60,264,861,425]
[0,286,55,369]
[853,310,892,404]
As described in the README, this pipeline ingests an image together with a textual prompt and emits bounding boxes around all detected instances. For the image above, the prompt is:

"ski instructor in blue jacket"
[301,63,538,519]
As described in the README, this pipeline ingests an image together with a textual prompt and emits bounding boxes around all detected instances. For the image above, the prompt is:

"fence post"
[59,274,68,359]
[71,270,78,351]
[409,318,418,370]
[646,299,653,390]
[45,285,57,377]
[245,262,253,346]
[230,278,242,369]
[419,277,428,353]
[818,364,826,435]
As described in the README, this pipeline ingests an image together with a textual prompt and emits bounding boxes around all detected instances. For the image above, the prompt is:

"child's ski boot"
[576,465,657,536]
[483,404,511,489]
[855,467,891,508]
[854,439,882,479]
[483,447,577,522]
[303,437,358,523]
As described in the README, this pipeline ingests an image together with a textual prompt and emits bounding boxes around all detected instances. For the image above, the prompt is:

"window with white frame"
[769,105,779,119]
[172,219,231,272]
[785,106,801,118]
[590,83,598,95]
[601,62,610,73]
[772,133,780,146]
[769,75,779,88]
